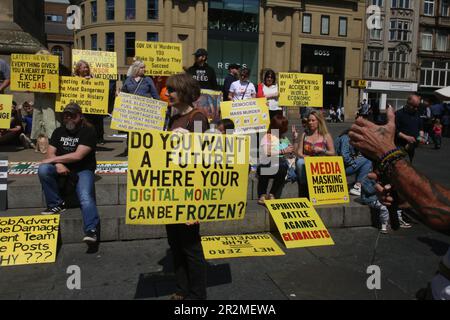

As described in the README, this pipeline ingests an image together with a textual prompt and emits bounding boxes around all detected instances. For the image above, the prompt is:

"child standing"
[433,119,443,150]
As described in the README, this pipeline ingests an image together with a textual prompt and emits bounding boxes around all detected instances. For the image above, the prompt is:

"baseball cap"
[228,63,240,70]
[193,48,208,57]
[63,103,82,114]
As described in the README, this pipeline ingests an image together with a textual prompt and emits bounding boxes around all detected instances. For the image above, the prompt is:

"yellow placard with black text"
[10,54,59,93]
[72,49,118,80]
[278,72,323,107]
[56,76,109,115]
[126,130,249,224]
[135,41,183,76]
[220,98,270,134]
[305,156,349,206]
[201,234,285,259]
[111,92,167,132]
[265,198,334,249]
[0,215,60,266]
[0,94,13,129]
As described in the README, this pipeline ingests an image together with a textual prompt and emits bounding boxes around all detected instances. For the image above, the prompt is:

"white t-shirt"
[230,80,256,101]
[263,84,280,111]
[431,248,450,300]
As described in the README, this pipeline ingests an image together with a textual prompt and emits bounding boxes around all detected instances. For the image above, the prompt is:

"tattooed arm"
[349,106,450,234]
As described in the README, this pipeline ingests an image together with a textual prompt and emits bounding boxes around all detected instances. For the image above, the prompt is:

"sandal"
[258,194,267,205]
[268,194,275,200]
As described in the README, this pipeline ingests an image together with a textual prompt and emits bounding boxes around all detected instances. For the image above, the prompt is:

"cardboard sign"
[111,92,167,132]
[201,234,285,259]
[72,49,118,80]
[220,98,270,134]
[8,161,128,175]
[193,90,222,122]
[265,198,334,249]
[126,130,249,224]
[0,215,60,266]
[135,41,183,76]
[10,54,59,93]
[0,94,13,129]
[56,76,109,115]
[278,73,323,107]
[305,156,349,206]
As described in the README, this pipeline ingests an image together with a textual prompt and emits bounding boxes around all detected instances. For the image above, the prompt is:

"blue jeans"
[345,157,372,183]
[38,164,99,232]
[296,158,307,184]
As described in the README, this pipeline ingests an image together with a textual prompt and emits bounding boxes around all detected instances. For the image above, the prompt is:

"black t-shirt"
[395,107,423,146]
[187,63,218,90]
[50,125,97,172]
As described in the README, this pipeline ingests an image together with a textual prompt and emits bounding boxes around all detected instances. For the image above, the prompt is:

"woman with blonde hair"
[121,60,159,99]
[293,110,335,196]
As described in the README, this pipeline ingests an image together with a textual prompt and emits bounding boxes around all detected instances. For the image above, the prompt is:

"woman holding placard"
[294,110,335,197]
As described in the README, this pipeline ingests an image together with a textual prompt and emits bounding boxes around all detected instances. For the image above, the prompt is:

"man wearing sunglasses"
[38,103,100,244]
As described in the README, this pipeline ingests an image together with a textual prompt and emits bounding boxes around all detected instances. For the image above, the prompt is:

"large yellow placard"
[126,130,249,224]
[278,72,323,107]
[305,156,349,206]
[220,98,270,134]
[201,234,285,259]
[265,198,334,249]
[111,93,167,132]
[72,49,118,80]
[10,54,59,93]
[0,94,12,129]
[135,41,183,76]
[0,215,60,266]
[56,76,109,115]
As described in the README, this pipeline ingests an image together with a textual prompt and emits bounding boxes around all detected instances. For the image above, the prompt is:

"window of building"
[126,0,136,20]
[81,36,86,50]
[437,33,448,51]
[208,0,259,33]
[424,0,435,15]
[370,25,383,40]
[81,4,85,25]
[389,20,410,41]
[125,32,136,65]
[148,0,158,20]
[91,34,97,50]
[106,0,115,20]
[339,17,347,37]
[367,49,382,77]
[391,0,411,9]
[147,32,159,42]
[421,32,433,50]
[91,1,97,23]
[321,15,330,35]
[45,15,64,22]
[442,0,450,16]
[51,46,64,64]
[106,32,115,51]
[420,60,450,87]
[302,13,312,33]
[372,0,383,6]
[388,49,408,79]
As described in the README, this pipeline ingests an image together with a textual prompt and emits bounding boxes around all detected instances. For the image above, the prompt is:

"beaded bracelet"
[377,148,407,180]
[378,147,402,163]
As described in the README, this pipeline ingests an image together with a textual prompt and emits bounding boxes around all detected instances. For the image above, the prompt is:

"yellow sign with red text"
[305,156,349,206]
[265,198,334,249]
[220,98,270,134]
[72,49,118,80]
[0,94,13,129]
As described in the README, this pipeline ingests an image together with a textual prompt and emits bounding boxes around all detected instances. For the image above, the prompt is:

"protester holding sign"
[257,69,281,119]
[74,60,105,145]
[38,103,100,244]
[257,114,294,205]
[187,48,218,90]
[164,73,209,300]
[0,108,23,147]
[294,110,335,196]
[228,67,256,101]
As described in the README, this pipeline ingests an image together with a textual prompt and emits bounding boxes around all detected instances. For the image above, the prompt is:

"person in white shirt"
[228,67,256,101]
[257,69,280,119]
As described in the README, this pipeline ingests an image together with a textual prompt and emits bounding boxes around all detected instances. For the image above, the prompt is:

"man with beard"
[38,103,100,243]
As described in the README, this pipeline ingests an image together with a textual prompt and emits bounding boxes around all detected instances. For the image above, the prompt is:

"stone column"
[195,1,204,49]
[164,0,173,42]
[263,6,273,68]
[290,9,300,71]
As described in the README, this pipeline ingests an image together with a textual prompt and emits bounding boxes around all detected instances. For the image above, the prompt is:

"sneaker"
[83,230,98,243]
[399,219,412,228]
[380,224,388,234]
[349,184,361,196]
[41,203,66,215]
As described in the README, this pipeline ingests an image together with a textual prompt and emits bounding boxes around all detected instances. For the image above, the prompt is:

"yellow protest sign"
[0,215,60,266]
[111,92,167,132]
[56,76,109,115]
[265,198,334,249]
[126,130,249,224]
[135,41,183,76]
[0,94,13,129]
[201,234,285,259]
[10,54,59,93]
[220,98,270,134]
[305,156,349,206]
[72,49,118,80]
[278,72,323,107]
